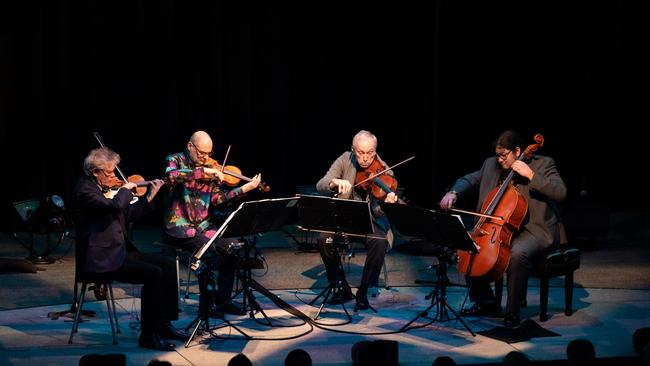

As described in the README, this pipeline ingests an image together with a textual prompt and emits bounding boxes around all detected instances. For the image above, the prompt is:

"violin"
[100,174,157,199]
[354,159,406,204]
[203,157,271,192]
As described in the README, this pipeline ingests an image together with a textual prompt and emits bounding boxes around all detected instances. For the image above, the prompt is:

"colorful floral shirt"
[164,149,245,239]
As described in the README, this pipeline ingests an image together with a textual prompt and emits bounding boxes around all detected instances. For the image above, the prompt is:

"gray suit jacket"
[316,151,394,236]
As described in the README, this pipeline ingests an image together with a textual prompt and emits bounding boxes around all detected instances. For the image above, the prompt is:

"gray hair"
[351,130,377,150]
[83,147,120,176]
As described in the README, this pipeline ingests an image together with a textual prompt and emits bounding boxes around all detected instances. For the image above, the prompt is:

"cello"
[456,134,544,282]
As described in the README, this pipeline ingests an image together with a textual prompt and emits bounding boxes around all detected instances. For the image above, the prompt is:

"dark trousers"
[109,251,178,335]
[467,232,549,315]
[162,231,239,306]
[318,231,388,290]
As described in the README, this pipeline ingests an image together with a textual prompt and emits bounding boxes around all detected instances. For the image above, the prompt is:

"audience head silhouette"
[228,353,253,366]
[566,338,596,366]
[432,355,457,366]
[502,351,531,366]
[634,327,650,355]
[285,348,312,366]
[147,360,171,366]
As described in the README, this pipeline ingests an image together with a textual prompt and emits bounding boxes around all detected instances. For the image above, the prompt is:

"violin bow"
[93,131,129,182]
[220,144,231,175]
[353,155,416,188]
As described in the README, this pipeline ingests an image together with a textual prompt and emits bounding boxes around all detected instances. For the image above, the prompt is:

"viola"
[456,134,544,282]
[354,159,406,204]
[203,157,271,192]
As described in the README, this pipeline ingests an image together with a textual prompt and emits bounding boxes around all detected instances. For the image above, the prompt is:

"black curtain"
[1,1,648,231]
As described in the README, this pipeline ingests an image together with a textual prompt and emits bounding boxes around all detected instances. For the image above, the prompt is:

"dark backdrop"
[1,1,648,231]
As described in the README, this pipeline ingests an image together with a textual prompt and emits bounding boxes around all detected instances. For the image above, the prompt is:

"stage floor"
[0,221,649,365]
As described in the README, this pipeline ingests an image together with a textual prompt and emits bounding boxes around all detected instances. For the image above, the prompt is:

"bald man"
[163,131,261,317]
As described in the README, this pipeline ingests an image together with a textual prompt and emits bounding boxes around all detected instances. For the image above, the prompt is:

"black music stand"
[380,202,477,336]
[297,194,376,320]
[185,197,299,347]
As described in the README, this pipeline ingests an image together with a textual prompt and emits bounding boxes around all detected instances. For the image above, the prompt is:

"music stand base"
[26,255,55,265]
[403,264,476,337]
[309,281,354,322]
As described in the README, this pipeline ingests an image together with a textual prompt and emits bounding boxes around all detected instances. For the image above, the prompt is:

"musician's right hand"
[204,167,225,182]
[330,178,351,195]
[439,191,458,210]
[122,182,138,191]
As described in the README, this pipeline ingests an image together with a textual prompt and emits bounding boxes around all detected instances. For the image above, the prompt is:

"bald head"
[188,130,214,163]
[190,131,212,147]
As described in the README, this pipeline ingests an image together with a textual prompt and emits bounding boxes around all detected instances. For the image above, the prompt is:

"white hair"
[351,130,377,150]
[83,147,120,176]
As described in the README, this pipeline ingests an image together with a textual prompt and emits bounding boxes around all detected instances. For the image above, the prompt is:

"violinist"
[315,130,398,311]
[439,130,567,328]
[162,130,261,317]
[71,147,187,351]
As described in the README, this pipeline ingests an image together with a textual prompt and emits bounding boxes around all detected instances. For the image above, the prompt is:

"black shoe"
[354,291,370,311]
[138,334,175,351]
[460,302,502,317]
[217,301,246,316]
[91,283,106,301]
[503,312,520,328]
[159,323,189,341]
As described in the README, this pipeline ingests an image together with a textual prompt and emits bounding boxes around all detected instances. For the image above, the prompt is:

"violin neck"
[223,169,249,182]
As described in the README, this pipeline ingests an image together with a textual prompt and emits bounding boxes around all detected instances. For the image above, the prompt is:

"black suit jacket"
[71,175,153,273]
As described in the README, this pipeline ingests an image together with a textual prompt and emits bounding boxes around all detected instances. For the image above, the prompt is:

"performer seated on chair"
[315,130,398,311]
[71,147,187,351]
[438,129,567,328]
[162,130,261,317]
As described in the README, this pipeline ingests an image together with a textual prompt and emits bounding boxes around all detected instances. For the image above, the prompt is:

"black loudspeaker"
[351,340,398,366]
[78,353,126,366]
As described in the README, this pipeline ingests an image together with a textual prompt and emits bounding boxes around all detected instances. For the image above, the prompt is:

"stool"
[68,279,119,345]
[153,241,193,302]
[495,245,581,321]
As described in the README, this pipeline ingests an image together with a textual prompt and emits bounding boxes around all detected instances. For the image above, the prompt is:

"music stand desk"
[296,194,376,318]
[379,202,477,336]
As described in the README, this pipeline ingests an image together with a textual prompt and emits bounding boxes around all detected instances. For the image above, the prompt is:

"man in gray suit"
[316,130,399,311]
[439,130,567,327]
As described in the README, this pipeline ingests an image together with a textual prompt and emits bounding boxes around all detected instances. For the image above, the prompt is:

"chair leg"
[565,271,574,316]
[539,277,549,321]
[382,259,390,289]
[104,283,118,345]
[107,283,120,333]
[68,282,88,344]
[184,256,192,299]
[174,253,181,308]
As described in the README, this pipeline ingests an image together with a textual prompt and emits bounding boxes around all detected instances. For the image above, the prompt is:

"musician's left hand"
[385,192,398,203]
[242,173,262,193]
[146,179,165,203]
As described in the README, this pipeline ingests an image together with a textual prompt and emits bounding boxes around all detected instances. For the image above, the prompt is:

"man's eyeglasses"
[190,142,213,157]
[495,150,512,160]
